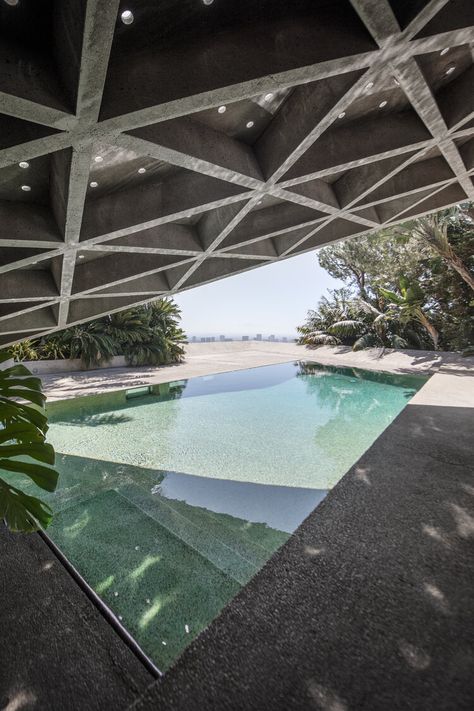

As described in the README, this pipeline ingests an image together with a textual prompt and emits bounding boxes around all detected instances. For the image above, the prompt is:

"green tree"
[311,203,473,351]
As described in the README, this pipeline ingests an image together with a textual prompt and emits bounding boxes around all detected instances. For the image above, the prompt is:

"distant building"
[256,333,262,341]
[242,335,249,341]
[268,334,275,341]
[219,335,226,341]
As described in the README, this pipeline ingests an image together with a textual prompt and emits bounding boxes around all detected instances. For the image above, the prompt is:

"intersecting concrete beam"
[402,0,451,39]
[66,294,161,325]
[0,115,71,168]
[75,0,121,124]
[51,146,94,327]
[80,172,251,243]
[384,182,468,224]
[0,305,57,334]
[349,1,401,45]
[92,224,204,255]
[91,271,169,297]
[0,0,471,341]
[71,253,192,296]
[283,110,432,183]
[437,66,474,130]
[100,8,378,122]
[393,59,474,200]
[273,188,379,229]
[216,201,327,252]
[0,202,62,248]
[281,218,367,257]
[353,155,455,207]
[123,118,264,187]
[255,69,368,182]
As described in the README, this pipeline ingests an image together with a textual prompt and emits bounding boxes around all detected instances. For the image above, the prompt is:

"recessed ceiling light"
[393,78,400,86]
[257,200,263,205]
[203,0,214,5]
[365,82,374,90]
[440,47,449,56]
[338,112,346,119]
[19,161,29,169]
[21,185,31,191]
[120,9,134,24]
[379,100,388,108]
[4,0,20,6]
[89,181,98,188]
[94,155,103,163]
[246,121,254,128]
[78,254,85,259]
[264,93,274,102]
[218,105,226,114]
[446,65,456,75]
[138,167,146,174]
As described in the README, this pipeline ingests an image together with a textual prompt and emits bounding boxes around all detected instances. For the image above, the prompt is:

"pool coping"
[128,367,474,711]
[2,352,472,709]
[40,343,472,402]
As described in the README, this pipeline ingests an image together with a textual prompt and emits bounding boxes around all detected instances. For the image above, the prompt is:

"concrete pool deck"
[131,362,474,711]
[1,345,472,710]
[41,342,472,401]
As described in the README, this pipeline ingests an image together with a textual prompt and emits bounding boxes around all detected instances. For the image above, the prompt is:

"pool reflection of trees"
[295,362,422,479]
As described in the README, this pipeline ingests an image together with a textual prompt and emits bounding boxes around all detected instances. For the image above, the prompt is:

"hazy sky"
[174,251,341,337]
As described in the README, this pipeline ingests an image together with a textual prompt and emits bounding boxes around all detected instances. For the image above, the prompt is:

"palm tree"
[413,214,474,291]
[58,322,117,368]
[379,278,439,350]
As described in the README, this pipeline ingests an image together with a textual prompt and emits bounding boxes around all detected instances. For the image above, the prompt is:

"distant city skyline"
[174,251,341,338]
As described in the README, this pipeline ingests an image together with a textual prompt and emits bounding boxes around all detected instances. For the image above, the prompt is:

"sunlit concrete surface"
[40,341,473,401]
[130,365,474,711]
[0,0,473,346]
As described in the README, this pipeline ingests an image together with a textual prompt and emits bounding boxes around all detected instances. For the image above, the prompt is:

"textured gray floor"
[130,401,474,711]
[0,527,152,711]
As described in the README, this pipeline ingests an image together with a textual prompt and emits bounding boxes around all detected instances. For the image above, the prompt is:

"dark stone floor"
[1,397,473,710]
[0,527,152,711]
[130,401,474,711]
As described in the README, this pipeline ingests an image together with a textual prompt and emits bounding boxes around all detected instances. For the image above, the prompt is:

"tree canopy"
[298,203,474,352]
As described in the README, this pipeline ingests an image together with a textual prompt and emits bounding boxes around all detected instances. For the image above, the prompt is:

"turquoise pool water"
[24,362,427,669]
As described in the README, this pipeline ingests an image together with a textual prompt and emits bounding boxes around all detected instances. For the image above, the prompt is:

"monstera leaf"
[0,351,58,532]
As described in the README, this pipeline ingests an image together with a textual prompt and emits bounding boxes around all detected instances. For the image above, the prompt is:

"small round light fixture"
[138,167,146,174]
[21,184,31,191]
[89,181,98,188]
[78,254,85,259]
[203,0,214,5]
[4,0,20,6]
[94,155,103,163]
[440,47,449,56]
[19,161,29,169]
[264,92,274,102]
[338,112,346,119]
[217,105,226,114]
[365,81,374,90]
[246,121,254,129]
[120,9,134,24]
[379,100,388,108]
[446,65,456,75]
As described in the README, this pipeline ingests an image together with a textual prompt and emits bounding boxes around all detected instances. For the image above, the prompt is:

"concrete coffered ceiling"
[0,0,473,345]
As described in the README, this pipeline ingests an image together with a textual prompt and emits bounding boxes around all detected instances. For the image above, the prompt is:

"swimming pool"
[38,362,427,670]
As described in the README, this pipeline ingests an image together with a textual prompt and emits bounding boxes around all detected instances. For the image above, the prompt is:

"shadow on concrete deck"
[131,401,474,711]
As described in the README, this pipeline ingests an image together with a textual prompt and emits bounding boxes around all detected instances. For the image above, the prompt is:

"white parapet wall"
[23,356,128,375]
